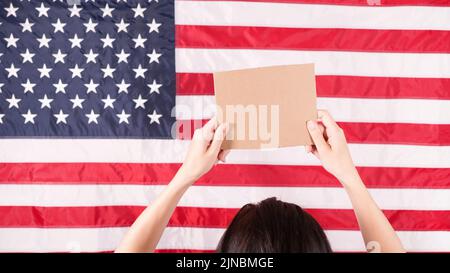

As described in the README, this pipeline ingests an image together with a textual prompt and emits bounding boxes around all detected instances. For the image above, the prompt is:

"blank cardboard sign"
[214,64,317,149]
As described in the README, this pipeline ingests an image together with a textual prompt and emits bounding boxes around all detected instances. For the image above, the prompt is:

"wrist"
[339,168,362,188]
[173,166,198,186]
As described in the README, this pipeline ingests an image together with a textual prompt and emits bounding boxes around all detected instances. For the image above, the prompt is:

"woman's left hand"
[176,118,229,185]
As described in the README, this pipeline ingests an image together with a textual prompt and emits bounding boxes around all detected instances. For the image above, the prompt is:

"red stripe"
[1,163,449,188]
[0,206,449,231]
[176,73,450,100]
[177,25,450,53]
[176,119,450,146]
[181,0,450,6]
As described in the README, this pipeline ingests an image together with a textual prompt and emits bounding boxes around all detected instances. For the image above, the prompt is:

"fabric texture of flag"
[0,0,450,252]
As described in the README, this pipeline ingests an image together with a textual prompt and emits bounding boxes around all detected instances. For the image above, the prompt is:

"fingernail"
[307,120,317,130]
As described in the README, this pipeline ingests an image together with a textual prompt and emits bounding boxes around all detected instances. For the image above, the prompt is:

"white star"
[116,49,130,64]
[38,64,52,78]
[147,49,162,64]
[101,95,116,109]
[53,79,67,93]
[101,64,115,78]
[116,79,130,93]
[101,3,115,18]
[133,64,147,79]
[6,94,21,109]
[20,18,34,32]
[0,114,4,124]
[22,109,37,124]
[101,34,115,48]
[21,79,36,93]
[6,63,20,78]
[133,34,146,48]
[84,49,98,64]
[116,110,131,124]
[21,49,35,63]
[0,83,4,93]
[54,110,69,124]
[4,33,19,48]
[148,79,162,94]
[132,3,146,18]
[147,18,161,33]
[52,19,66,33]
[36,3,50,17]
[53,49,66,64]
[85,79,99,94]
[37,34,51,48]
[86,110,100,124]
[69,34,83,48]
[5,3,18,17]
[84,19,97,33]
[70,94,85,109]
[147,110,162,124]
[68,4,82,17]
[70,64,84,78]
[116,19,129,33]
[38,94,53,109]
[133,95,148,109]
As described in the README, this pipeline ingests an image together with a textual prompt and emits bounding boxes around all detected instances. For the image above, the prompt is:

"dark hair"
[217,197,332,253]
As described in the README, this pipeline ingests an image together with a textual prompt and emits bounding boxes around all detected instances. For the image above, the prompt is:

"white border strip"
[0,227,449,252]
[175,1,450,30]
[176,95,450,124]
[1,184,450,211]
[176,48,450,78]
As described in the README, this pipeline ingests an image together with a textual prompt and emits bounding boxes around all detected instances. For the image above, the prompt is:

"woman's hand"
[176,118,229,185]
[305,110,359,186]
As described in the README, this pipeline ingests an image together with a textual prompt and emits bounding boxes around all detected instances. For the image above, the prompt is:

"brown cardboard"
[214,64,317,149]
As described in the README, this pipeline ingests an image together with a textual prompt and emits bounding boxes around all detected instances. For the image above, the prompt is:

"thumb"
[307,120,330,154]
[208,123,227,156]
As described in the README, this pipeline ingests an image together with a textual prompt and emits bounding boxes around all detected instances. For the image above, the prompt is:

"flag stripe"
[176,48,450,78]
[1,184,450,211]
[177,73,450,100]
[177,120,450,146]
[0,227,449,252]
[176,1,450,30]
[176,25,450,53]
[1,206,450,231]
[180,0,450,7]
[1,139,450,167]
[0,206,450,231]
[1,163,450,189]
[176,95,450,124]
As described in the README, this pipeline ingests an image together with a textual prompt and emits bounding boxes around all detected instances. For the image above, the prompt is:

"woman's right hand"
[305,110,360,187]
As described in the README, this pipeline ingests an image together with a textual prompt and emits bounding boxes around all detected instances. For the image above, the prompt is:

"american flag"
[0,0,449,252]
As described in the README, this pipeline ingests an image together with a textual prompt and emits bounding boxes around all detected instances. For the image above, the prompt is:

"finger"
[305,145,313,153]
[311,149,320,159]
[194,118,218,141]
[317,110,340,132]
[307,120,331,154]
[208,123,228,156]
[218,149,230,162]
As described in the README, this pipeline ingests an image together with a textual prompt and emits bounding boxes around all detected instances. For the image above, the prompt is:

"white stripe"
[1,184,450,211]
[1,139,449,167]
[176,48,450,78]
[0,227,448,252]
[175,1,450,30]
[176,95,450,124]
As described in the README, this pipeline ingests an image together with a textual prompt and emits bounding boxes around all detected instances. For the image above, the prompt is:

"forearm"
[343,174,405,253]
[115,173,192,253]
